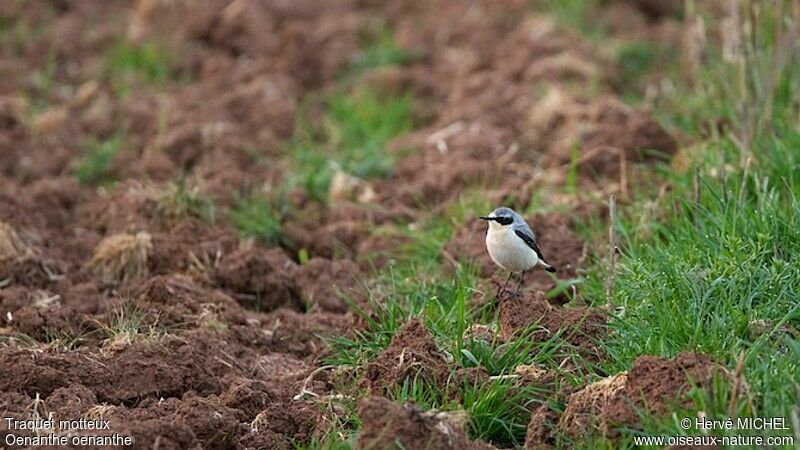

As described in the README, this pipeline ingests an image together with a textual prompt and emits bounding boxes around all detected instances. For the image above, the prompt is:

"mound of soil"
[531,92,677,179]
[136,274,244,328]
[0,330,326,449]
[554,353,723,441]
[74,181,161,235]
[498,291,607,362]
[214,246,302,312]
[600,353,724,434]
[357,396,496,450]
[148,219,239,276]
[6,302,86,343]
[361,318,451,394]
[293,257,363,313]
[525,404,560,450]
[287,220,368,260]
[244,401,323,449]
[557,372,629,439]
[257,308,356,358]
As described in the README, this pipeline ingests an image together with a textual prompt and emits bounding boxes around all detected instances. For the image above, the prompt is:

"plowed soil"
[0,0,702,448]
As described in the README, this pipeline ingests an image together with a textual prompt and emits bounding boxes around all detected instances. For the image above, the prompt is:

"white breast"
[485,227,539,273]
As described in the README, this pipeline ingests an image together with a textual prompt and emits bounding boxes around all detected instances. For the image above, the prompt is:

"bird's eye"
[497,217,513,225]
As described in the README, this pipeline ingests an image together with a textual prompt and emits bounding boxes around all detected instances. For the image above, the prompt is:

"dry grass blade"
[727,350,751,417]
[88,232,152,283]
[96,300,164,354]
[0,221,31,263]
[558,372,628,436]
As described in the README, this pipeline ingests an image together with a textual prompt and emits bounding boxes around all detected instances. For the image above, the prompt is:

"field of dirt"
[0,1,714,449]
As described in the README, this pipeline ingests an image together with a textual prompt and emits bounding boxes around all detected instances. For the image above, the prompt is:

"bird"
[479,207,556,297]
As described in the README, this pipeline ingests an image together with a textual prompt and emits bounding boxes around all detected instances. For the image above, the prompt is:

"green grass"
[44,329,88,352]
[230,191,288,247]
[231,85,413,250]
[157,179,216,223]
[328,89,413,177]
[106,40,172,95]
[615,41,677,102]
[577,1,800,447]
[290,87,413,203]
[530,0,607,39]
[381,374,543,447]
[96,300,168,350]
[74,133,124,185]
[325,264,585,447]
[460,380,542,446]
[351,28,416,73]
[582,130,800,444]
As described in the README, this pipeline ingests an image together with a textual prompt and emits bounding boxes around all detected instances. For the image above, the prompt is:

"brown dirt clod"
[498,291,607,362]
[293,257,363,313]
[558,353,725,439]
[214,247,302,312]
[362,318,451,394]
[357,396,496,450]
[525,404,560,450]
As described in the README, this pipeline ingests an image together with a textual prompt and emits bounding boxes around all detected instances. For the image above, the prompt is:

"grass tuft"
[106,40,172,95]
[157,179,216,223]
[74,134,124,185]
[88,231,152,284]
[460,379,540,447]
[96,301,166,352]
[351,28,415,72]
[230,191,288,247]
[0,221,29,262]
[44,329,87,352]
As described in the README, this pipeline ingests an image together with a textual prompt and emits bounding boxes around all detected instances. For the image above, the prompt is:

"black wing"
[514,229,546,261]
[515,229,557,272]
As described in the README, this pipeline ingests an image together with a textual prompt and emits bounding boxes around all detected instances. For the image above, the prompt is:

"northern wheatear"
[480,207,556,297]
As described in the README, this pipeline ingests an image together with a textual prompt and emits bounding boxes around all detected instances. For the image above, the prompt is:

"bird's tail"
[541,261,556,273]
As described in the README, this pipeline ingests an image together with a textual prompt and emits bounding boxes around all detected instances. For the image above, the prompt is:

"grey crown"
[488,207,537,239]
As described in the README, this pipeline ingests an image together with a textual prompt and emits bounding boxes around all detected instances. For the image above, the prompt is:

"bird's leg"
[514,270,525,297]
[499,272,513,298]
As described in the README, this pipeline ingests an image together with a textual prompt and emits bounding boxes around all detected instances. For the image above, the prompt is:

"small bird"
[480,207,556,297]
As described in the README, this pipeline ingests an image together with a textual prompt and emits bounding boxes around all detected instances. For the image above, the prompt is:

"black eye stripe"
[497,217,513,225]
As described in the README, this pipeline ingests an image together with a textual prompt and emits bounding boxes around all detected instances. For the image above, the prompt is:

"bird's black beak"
[479,216,493,221]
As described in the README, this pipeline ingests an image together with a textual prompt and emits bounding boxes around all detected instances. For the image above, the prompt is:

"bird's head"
[479,207,518,230]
